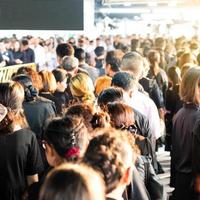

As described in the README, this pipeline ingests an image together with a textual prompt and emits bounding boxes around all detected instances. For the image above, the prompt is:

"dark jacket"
[23,96,56,139]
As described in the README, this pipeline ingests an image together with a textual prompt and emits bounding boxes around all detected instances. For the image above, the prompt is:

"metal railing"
[0,63,36,82]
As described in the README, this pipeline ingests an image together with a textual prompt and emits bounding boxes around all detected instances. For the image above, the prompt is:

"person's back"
[0,82,43,200]
[12,75,56,139]
[23,96,56,139]
[171,67,200,200]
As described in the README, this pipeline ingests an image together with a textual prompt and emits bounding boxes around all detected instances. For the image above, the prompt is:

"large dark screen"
[0,0,83,30]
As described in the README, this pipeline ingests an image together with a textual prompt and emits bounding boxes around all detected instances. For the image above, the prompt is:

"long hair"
[0,81,27,134]
[180,67,200,105]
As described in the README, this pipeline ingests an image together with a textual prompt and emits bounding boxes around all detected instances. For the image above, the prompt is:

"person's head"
[13,40,20,52]
[69,73,95,104]
[148,50,160,65]
[155,37,166,50]
[178,52,196,68]
[131,39,140,51]
[94,46,105,58]
[43,116,89,166]
[17,66,43,91]
[167,66,181,86]
[39,70,57,93]
[56,43,75,64]
[180,63,194,78]
[66,103,110,133]
[111,72,137,100]
[95,76,112,96]
[61,56,79,76]
[83,128,133,194]
[12,74,38,102]
[0,81,27,134]
[52,69,67,92]
[105,50,124,77]
[180,66,200,105]
[106,102,136,132]
[20,39,29,51]
[39,163,105,200]
[74,48,86,63]
[97,87,125,109]
[121,51,144,80]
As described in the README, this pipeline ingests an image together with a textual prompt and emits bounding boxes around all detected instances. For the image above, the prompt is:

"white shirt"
[128,91,161,140]
[31,44,46,71]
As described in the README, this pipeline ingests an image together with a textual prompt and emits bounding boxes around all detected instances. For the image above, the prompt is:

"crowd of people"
[0,34,200,200]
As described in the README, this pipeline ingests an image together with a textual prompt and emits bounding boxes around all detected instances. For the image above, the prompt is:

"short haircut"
[97,87,124,108]
[111,71,137,92]
[148,50,160,64]
[21,39,29,46]
[180,67,200,104]
[94,46,105,57]
[56,43,74,58]
[74,48,85,62]
[121,52,144,76]
[39,163,105,200]
[61,56,79,72]
[105,50,124,72]
[131,39,140,51]
[52,69,67,83]
[155,37,166,49]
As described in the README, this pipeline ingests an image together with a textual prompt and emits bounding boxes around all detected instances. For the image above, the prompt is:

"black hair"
[106,50,123,72]
[97,87,124,108]
[12,75,38,102]
[56,43,74,58]
[52,69,67,83]
[44,116,88,161]
[21,39,29,46]
[111,72,136,91]
[74,48,85,62]
[94,46,105,57]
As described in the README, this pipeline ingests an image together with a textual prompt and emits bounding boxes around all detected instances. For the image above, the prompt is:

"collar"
[184,103,200,110]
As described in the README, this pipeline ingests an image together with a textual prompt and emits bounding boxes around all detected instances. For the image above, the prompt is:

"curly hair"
[83,128,133,193]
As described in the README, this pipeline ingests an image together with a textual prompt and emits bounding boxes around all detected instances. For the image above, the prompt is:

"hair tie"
[64,147,80,159]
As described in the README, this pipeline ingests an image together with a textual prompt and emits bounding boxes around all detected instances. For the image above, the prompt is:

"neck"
[106,185,126,200]
[151,63,160,75]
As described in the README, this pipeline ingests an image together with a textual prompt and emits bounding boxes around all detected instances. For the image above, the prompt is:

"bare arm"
[27,174,38,186]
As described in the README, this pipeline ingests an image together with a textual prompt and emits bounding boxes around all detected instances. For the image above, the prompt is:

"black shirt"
[139,77,165,109]
[171,103,200,174]
[21,48,35,63]
[23,96,56,139]
[0,128,44,200]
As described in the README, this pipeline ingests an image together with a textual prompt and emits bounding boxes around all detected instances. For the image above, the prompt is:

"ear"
[57,56,61,65]
[46,143,54,157]
[105,64,111,75]
[121,167,132,185]
[128,90,133,98]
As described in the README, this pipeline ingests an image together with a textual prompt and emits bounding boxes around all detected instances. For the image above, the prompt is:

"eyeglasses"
[41,140,48,150]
